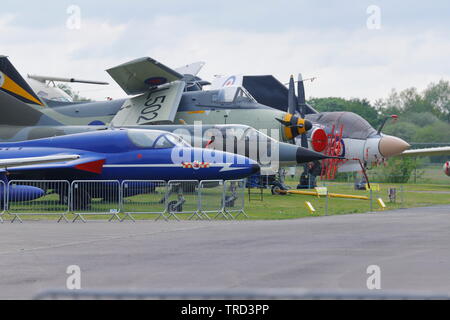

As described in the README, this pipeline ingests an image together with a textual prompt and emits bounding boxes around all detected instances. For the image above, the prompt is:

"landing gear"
[72,188,91,210]
[166,184,187,213]
[167,199,185,212]
[271,185,286,195]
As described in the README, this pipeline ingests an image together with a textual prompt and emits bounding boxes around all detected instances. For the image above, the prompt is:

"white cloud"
[0,13,448,103]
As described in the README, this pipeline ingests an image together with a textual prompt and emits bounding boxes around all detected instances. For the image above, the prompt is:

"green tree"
[57,83,92,102]
[378,157,420,183]
[424,80,450,122]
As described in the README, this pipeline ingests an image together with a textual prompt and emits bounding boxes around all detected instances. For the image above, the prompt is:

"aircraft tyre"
[168,200,183,213]
[271,185,286,195]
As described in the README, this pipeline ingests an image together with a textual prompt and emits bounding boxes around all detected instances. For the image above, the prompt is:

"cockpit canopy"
[206,125,278,143]
[128,130,190,149]
[212,86,257,104]
[306,112,378,139]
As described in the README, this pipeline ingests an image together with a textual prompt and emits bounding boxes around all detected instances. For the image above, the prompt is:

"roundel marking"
[444,161,450,177]
[144,77,168,86]
[88,120,106,126]
[222,76,236,87]
[311,128,328,152]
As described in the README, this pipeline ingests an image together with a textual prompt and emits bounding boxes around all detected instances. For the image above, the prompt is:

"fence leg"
[72,214,87,223]
[120,213,136,222]
[234,210,249,219]
[214,209,229,220]
[188,211,204,221]
[57,214,69,223]
[108,213,121,222]
[155,211,170,222]
[10,214,23,224]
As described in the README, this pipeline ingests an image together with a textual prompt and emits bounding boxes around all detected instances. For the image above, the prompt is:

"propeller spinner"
[276,75,313,141]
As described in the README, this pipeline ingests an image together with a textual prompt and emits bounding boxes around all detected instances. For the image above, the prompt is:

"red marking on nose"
[137,154,143,159]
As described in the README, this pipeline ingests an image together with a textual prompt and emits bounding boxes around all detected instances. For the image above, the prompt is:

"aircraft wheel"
[271,185,285,195]
[223,196,236,208]
[168,200,183,212]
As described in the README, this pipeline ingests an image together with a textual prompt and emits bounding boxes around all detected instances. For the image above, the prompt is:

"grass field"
[2,179,449,222]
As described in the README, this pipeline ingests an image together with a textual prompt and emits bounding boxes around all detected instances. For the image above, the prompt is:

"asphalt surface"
[1,205,450,299]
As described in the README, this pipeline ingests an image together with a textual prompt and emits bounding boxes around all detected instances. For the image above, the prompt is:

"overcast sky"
[1,0,449,102]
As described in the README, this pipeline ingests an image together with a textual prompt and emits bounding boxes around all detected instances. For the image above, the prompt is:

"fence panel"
[121,180,167,221]
[7,180,70,223]
[166,180,199,220]
[71,180,121,222]
[224,180,247,219]
[198,180,225,220]
[0,181,5,223]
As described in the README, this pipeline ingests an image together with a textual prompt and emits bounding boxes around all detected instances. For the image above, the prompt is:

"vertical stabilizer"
[0,56,44,107]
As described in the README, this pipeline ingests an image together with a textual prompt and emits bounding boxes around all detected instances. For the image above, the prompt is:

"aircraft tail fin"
[0,89,54,126]
[0,56,45,107]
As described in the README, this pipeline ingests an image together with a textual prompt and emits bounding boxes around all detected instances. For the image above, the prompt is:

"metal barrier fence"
[0,179,246,222]
[71,180,121,223]
[121,180,167,221]
[0,180,5,223]
[165,180,200,220]
[199,180,225,220]
[224,180,247,219]
[7,180,70,223]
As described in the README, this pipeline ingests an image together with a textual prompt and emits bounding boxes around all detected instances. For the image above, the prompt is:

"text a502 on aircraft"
[0,88,333,175]
[0,55,312,145]
[0,55,409,172]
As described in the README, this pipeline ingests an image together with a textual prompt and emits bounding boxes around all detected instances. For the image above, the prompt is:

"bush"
[376,157,422,183]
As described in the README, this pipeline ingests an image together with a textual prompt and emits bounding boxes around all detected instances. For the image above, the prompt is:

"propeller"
[297,74,309,149]
[276,75,313,141]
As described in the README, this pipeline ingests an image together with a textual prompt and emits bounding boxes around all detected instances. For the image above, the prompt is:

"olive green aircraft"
[0,55,310,144]
[0,55,409,175]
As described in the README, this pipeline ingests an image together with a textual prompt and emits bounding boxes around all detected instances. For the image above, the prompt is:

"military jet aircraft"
[1,55,408,177]
[0,128,260,207]
[213,73,411,173]
[0,128,259,182]
[0,56,312,144]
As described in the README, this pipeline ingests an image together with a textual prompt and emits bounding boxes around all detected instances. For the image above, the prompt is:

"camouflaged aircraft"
[0,55,409,175]
[0,55,310,144]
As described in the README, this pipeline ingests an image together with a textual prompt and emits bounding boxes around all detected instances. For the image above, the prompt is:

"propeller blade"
[297,73,306,118]
[288,75,297,114]
[276,118,292,127]
[301,134,309,149]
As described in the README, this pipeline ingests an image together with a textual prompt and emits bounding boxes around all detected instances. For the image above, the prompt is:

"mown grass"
[1,181,449,222]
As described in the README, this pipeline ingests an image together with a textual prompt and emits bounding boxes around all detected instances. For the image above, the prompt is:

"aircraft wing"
[400,147,450,157]
[0,155,106,176]
[175,62,205,76]
[0,154,80,169]
[28,75,109,85]
[106,57,184,96]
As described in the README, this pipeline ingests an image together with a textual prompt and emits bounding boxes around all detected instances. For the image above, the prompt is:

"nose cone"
[304,119,313,132]
[379,135,411,158]
[250,163,261,175]
[296,147,337,164]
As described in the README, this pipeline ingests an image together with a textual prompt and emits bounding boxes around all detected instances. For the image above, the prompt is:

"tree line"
[309,80,450,147]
